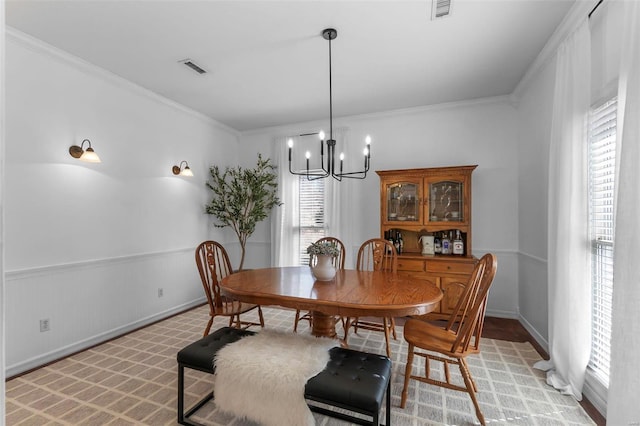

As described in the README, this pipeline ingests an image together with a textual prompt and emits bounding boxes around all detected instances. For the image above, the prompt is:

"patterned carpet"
[6,305,595,425]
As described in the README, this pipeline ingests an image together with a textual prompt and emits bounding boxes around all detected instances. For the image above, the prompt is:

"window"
[297,176,325,265]
[587,96,617,385]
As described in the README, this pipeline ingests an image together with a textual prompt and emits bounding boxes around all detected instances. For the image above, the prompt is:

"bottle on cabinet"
[397,231,404,254]
[434,233,442,254]
[453,230,464,255]
[385,231,395,254]
[441,231,451,255]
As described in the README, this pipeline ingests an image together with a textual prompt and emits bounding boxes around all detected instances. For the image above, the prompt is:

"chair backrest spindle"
[445,253,497,354]
[195,241,234,310]
[356,238,398,273]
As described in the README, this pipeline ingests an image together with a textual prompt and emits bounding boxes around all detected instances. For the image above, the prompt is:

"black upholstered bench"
[177,327,256,426]
[177,327,392,426]
[305,346,392,426]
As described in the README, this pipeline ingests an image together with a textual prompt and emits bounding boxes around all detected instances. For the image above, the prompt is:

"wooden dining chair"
[195,241,264,336]
[294,237,346,332]
[343,238,398,357]
[400,253,497,426]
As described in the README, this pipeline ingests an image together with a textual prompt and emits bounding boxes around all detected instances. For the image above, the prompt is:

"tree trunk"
[238,242,246,271]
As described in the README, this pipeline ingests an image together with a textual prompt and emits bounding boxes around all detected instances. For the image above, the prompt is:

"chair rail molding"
[517,250,547,264]
[5,247,194,281]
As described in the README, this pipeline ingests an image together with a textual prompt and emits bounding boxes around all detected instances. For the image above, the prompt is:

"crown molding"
[511,0,601,102]
[5,27,240,137]
[241,95,512,137]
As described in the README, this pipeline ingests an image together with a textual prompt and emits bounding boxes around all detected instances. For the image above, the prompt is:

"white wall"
[514,54,555,348]
[3,30,239,376]
[240,97,520,318]
[1,2,7,422]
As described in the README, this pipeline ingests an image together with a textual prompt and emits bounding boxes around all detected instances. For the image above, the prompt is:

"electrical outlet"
[40,319,50,332]
[158,288,163,298]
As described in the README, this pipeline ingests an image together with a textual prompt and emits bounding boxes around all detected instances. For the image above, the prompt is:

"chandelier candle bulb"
[288,139,293,161]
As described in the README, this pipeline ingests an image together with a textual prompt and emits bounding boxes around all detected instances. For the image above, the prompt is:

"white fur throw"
[213,329,338,426]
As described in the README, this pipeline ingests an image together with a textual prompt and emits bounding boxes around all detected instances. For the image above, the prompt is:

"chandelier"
[288,28,371,181]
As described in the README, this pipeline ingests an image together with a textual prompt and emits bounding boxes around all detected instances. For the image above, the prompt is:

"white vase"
[311,255,337,281]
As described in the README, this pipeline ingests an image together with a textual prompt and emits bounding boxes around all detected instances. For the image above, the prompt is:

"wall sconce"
[69,139,101,163]
[172,161,193,177]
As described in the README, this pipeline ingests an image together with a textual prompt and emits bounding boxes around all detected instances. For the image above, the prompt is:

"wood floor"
[482,317,606,426]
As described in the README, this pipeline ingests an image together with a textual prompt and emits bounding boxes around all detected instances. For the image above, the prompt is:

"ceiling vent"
[178,59,207,74]
[431,0,452,20]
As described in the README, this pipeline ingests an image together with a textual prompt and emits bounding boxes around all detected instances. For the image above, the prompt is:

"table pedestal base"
[311,311,337,338]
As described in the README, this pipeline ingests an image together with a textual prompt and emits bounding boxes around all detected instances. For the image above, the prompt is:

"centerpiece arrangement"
[307,241,341,281]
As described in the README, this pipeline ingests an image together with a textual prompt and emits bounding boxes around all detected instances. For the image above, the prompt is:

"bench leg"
[177,363,214,426]
[177,364,185,424]
[385,377,391,426]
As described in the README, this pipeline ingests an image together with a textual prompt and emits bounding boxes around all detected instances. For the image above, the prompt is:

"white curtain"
[534,20,592,401]
[607,1,640,423]
[323,128,354,266]
[271,136,299,266]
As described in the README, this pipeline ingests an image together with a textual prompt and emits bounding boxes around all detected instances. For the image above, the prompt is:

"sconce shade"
[69,139,101,163]
[80,147,101,163]
[180,166,194,177]
[173,161,193,177]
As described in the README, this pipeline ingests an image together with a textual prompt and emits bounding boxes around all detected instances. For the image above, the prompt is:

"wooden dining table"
[220,266,443,338]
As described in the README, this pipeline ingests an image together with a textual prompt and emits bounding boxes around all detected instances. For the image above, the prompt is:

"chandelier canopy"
[288,28,371,181]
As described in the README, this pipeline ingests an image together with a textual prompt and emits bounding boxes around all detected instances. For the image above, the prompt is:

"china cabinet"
[377,165,477,319]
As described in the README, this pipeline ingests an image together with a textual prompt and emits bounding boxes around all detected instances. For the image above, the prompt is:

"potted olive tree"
[205,154,281,270]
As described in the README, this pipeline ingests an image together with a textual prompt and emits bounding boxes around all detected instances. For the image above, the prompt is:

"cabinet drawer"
[425,260,475,274]
[397,259,425,272]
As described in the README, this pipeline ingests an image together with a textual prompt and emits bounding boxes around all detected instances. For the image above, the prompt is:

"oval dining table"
[220,266,443,338]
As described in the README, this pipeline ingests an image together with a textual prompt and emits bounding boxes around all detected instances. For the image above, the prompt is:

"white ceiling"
[5,0,575,131]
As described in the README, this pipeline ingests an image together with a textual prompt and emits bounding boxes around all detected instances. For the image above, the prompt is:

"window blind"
[298,176,326,266]
[587,97,617,386]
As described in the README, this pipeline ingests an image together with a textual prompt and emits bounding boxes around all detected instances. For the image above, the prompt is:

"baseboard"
[518,313,549,353]
[486,308,519,319]
[583,369,608,418]
[6,298,206,378]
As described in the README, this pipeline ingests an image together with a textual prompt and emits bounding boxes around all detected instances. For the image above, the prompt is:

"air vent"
[431,0,452,20]
[178,59,207,74]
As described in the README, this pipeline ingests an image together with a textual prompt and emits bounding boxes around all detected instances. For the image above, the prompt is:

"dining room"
[2,0,639,424]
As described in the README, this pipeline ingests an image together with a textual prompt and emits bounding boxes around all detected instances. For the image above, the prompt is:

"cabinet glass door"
[386,182,419,222]
[428,180,464,222]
